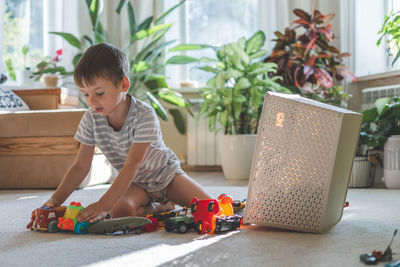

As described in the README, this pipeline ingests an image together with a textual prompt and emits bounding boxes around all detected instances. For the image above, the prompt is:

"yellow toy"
[218,193,234,216]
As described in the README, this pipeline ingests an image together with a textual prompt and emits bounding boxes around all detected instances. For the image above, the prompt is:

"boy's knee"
[109,199,143,218]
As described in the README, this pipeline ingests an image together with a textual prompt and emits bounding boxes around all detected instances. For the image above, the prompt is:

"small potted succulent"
[32,49,71,87]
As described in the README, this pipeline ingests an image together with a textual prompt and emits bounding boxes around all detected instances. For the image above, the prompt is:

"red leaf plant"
[266,8,357,106]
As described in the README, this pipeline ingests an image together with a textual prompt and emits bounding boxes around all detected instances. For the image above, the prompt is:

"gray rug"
[1,182,400,267]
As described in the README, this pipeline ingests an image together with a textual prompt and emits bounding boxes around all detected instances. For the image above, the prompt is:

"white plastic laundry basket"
[243,92,362,233]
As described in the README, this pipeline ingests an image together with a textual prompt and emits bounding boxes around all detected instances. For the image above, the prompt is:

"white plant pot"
[218,134,257,180]
[17,69,34,86]
[383,135,400,189]
[348,156,371,188]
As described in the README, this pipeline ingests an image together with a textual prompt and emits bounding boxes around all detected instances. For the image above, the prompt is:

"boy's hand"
[77,201,108,223]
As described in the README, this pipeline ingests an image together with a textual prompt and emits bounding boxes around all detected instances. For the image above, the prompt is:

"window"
[354,0,400,76]
[3,0,44,75]
[164,0,259,87]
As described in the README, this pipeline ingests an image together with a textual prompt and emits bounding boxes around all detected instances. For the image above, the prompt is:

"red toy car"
[190,197,221,234]
[28,206,67,232]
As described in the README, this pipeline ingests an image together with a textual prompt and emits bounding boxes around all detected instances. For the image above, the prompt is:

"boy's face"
[79,76,129,117]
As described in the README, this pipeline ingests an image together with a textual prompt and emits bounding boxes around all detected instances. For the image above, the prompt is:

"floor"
[2,171,400,267]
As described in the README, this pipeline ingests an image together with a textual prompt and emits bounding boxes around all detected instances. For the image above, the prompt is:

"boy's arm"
[46,143,95,206]
[76,142,150,223]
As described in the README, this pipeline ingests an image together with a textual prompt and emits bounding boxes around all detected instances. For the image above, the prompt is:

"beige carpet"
[1,172,400,267]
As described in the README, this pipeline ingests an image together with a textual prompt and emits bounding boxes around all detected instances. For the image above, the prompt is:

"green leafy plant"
[5,58,15,81]
[22,45,29,69]
[266,8,356,106]
[31,49,71,80]
[167,31,291,135]
[362,97,400,151]
[377,9,400,66]
[49,0,189,134]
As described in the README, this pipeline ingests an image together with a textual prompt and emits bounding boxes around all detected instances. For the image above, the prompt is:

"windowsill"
[174,87,201,93]
[357,69,400,82]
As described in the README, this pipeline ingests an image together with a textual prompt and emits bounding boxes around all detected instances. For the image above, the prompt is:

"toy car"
[214,215,241,234]
[57,201,90,234]
[87,216,152,234]
[28,206,67,232]
[190,197,221,234]
[164,208,194,234]
[146,210,179,228]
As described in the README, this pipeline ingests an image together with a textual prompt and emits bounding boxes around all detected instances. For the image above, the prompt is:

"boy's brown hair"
[74,43,130,87]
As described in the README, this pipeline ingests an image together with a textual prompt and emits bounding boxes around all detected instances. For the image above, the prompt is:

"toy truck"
[28,206,67,232]
[190,197,221,234]
[214,215,241,234]
[164,208,194,234]
[57,201,89,234]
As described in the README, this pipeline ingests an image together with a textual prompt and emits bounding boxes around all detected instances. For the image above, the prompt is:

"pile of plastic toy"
[145,193,246,235]
[27,194,246,235]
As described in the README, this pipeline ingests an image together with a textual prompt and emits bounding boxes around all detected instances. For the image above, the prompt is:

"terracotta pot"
[43,75,59,87]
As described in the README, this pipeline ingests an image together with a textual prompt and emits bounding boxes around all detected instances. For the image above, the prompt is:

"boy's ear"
[121,76,130,92]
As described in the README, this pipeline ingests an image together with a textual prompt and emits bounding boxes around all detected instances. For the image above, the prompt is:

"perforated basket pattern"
[244,94,342,232]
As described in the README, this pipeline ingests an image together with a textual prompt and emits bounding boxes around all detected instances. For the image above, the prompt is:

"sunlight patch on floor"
[17,195,39,200]
[85,231,239,267]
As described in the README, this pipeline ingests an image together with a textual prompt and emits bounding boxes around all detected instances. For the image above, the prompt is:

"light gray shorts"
[138,168,185,204]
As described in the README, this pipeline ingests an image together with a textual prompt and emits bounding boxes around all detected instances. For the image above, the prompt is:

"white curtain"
[258,0,343,51]
[0,0,4,74]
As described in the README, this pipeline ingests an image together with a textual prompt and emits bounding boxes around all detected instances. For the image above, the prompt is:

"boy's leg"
[165,173,212,207]
[109,183,150,218]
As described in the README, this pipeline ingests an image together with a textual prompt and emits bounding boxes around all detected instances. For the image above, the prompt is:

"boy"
[27,43,211,225]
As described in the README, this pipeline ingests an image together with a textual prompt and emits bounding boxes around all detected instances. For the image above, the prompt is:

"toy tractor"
[57,202,89,234]
[164,208,194,234]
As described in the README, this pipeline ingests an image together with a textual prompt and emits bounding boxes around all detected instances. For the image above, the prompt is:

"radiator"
[187,99,221,166]
[362,84,400,110]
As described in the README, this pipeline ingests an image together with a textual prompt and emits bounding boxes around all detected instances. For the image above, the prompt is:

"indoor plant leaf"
[375,97,391,115]
[146,92,168,121]
[49,32,82,50]
[169,108,186,134]
[245,31,265,54]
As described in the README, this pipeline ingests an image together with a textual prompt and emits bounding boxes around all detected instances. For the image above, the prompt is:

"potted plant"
[362,97,400,188]
[167,31,291,179]
[266,8,357,106]
[32,49,71,87]
[48,0,189,134]
[19,45,35,86]
[377,9,400,66]
[348,119,375,188]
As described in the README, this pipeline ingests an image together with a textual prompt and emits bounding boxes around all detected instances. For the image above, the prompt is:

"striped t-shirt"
[74,94,182,192]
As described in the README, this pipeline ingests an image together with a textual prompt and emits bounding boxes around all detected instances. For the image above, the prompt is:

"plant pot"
[43,75,59,87]
[217,134,257,180]
[348,156,371,188]
[383,135,400,189]
[17,69,34,86]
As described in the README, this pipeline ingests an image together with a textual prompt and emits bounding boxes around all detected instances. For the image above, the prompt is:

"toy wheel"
[135,228,142,234]
[208,201,215,212]
[48,220,59,233]
[177,222,188,234]
[195,221,203,234]
[75,222,89,234]
[191,203,198,213]
[165,222,175,232]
